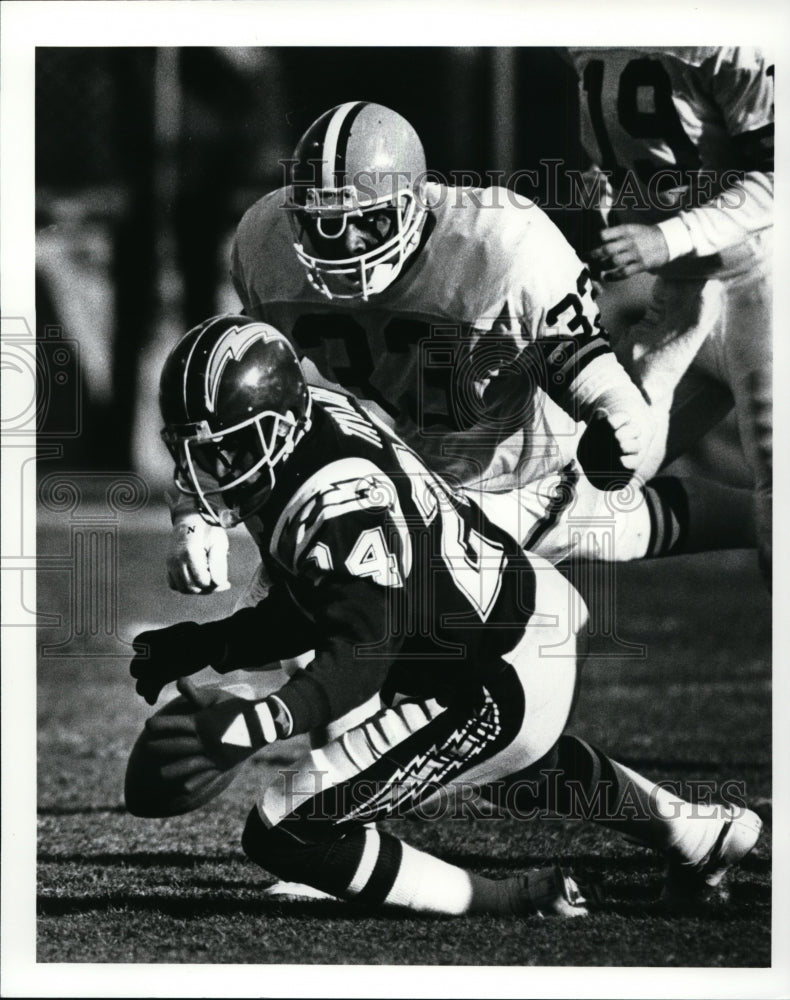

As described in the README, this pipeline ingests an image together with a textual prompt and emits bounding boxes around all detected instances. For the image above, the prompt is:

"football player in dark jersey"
[129,315,761,916]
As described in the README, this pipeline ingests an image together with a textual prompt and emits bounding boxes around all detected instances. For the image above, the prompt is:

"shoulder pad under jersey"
[269,456,412,586]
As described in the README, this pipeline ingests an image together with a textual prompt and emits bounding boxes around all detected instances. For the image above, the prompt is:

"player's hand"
[167,513,230,595]
[145,678,278,771]
[577,407,654,491]
[130,622,223,705]
[601,407,652,472]
[589,224,670,281]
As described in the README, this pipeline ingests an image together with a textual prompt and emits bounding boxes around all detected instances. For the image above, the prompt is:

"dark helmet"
[159,315,311,526]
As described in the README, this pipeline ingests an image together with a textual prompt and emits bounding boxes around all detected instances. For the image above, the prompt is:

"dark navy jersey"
[234,386,539,733]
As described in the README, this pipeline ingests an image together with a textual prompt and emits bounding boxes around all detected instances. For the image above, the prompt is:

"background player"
[168,100,757,594]
[566,46,773,580]
[128,315,761,916]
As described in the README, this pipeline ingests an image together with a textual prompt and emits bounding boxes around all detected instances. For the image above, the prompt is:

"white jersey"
[568,47,774,278]
[231,182,645,491]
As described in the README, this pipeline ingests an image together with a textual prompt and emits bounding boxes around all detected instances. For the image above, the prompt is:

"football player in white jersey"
[566,47,773,580]
[128,316,762,916]
[167,99,757,594]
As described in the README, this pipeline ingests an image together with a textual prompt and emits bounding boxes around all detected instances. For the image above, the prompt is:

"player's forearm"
[268,647,393,735]
[552,349,648,425]
[200,596,318,672]
[268,578,403,734]
[657,171,773,260]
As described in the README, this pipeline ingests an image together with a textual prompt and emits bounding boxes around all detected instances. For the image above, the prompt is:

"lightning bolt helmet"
[159,314,312,526]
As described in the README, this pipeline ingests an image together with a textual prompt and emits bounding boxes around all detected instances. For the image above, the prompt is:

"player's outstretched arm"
[130,622,227,706]
[581,49,774,279]
[592,165,773,282]
[130,596,319,705]
[532,262,656,486]
[518,217,657,486]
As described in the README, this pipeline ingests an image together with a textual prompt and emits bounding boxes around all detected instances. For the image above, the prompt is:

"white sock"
[618,764,724,863]
[380,839,474,915]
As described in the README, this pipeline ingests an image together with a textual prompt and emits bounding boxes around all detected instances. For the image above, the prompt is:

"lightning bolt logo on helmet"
[204,323,283,414]
[159,315,312,526]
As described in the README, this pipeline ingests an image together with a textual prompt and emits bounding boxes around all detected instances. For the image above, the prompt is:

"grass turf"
[36,514,771,966]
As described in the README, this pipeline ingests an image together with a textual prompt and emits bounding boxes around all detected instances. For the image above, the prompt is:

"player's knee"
[547,477,651,563]
[242,807,285,865]
[242,806,355,897]
[242,806,319,881]
[579,480,652,563]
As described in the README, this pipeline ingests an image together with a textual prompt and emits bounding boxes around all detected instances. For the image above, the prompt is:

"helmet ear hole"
[277,411,296,437]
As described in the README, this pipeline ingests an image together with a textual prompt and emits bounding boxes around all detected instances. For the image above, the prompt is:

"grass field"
[34,506,772,973]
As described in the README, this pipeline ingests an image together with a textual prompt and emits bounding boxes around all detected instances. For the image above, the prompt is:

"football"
[124,689,245,818]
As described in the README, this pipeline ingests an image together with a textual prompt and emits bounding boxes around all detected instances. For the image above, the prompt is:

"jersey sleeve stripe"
[552,336,612,381]
[270,456,411,575]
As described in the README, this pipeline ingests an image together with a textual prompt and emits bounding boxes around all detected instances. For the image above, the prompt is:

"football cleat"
[662,804,762,904]
[521,865,589,918]
[261,881,337,903]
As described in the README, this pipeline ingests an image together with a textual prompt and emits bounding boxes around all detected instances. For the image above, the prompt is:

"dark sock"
[644,476,755,557]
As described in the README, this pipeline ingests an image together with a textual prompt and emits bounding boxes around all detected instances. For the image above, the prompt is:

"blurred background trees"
[34,47,590,481]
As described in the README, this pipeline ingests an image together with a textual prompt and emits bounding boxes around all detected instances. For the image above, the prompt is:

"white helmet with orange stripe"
[286,101,428,301]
